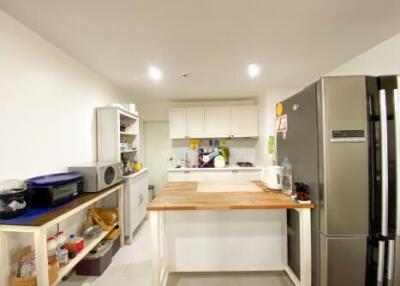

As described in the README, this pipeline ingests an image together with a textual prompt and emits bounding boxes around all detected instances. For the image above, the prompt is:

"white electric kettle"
[264,166,282,190]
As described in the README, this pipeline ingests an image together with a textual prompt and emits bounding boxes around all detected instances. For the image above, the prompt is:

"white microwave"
[69,162,123,192]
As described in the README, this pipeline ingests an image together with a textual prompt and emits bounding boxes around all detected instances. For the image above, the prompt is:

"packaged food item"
[18,251,36,278]
[67,234,84,257]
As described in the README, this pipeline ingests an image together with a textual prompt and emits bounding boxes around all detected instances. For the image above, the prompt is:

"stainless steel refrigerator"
[277,76,400,286]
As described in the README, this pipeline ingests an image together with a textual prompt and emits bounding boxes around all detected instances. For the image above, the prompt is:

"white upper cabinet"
[169,105,258,139]
[230,106,258,137]
[204,107,231,138]
[186,107,205,138]
[169,108,187,139]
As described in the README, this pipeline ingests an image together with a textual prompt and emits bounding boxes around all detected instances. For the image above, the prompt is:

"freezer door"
[318,77,369,236]
[320,235,367,286]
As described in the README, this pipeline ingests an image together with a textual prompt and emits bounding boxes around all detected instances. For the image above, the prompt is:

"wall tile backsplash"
[172,138,257,167]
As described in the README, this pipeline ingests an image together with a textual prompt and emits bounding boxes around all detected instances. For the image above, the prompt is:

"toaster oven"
[26,172,84,208]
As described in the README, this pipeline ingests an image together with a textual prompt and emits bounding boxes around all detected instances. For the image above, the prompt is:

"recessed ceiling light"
[148,66,162,81]
[247,64,261,78]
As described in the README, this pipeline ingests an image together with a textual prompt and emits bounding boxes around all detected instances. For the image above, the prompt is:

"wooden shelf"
[53,225,117,285]
[0,184,123,228]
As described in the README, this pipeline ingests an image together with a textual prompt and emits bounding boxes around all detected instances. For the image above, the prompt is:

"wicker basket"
[10,257,59,286]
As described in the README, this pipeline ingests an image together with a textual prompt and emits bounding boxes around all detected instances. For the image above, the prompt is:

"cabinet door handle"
[377,241,386,283]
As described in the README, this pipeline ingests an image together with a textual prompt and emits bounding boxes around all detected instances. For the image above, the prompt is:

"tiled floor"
[60,219,294,286]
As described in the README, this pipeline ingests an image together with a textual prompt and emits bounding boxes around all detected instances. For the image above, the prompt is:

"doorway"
[144,121,172,195]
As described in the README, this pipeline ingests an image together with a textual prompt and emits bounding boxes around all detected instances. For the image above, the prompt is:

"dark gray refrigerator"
[277,76,400,286]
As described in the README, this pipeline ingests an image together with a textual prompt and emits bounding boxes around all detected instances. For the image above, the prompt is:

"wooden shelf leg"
[34,228,49,286]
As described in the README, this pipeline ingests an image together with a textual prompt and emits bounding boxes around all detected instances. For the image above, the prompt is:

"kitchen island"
[147,181,314,286]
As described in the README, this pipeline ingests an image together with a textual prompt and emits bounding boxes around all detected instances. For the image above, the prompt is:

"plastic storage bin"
[111,234,121,256]
[75,241,112,276]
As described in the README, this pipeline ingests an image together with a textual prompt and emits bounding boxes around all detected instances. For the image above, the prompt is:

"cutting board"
[197,181,263,193]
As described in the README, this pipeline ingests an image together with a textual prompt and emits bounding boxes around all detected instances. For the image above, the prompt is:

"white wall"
[0,10,131,283]
[0,10,130,180]
[327,32,400,76]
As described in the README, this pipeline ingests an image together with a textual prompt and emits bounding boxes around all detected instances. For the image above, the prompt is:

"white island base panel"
[150,209,311,286]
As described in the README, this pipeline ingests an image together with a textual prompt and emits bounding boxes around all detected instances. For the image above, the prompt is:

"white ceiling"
[0,0,399,101]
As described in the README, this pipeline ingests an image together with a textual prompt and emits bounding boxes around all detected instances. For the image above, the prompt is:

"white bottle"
[47,237,58,258]
[281,156,293,194]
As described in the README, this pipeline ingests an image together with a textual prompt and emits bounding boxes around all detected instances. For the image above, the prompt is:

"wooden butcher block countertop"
[147,181,314,211]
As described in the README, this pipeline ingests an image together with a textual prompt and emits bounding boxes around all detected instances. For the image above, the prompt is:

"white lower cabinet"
[168,169,262,182]
[187,171,206,181]
[124,170,149,243]
[205,170,234,181]
[235,170,262,180]
[168,172,187,182]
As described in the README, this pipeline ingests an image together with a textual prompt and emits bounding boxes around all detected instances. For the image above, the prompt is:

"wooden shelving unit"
[0,184,124,286]
[97,106,149,245]
[97,106,140,164]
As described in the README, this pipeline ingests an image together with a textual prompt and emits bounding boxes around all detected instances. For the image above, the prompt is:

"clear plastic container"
[58,245,69,266]
[281,156,293,195]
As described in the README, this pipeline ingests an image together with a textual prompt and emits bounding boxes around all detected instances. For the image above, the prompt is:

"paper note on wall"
[275,114,288,133]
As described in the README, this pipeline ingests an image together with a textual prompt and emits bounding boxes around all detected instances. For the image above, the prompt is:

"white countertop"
[123,168,148,179]
[168,166,263,172]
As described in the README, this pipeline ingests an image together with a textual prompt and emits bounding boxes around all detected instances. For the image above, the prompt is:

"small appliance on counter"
[26,172,84,208]
[69,162,123,193]
[264,165,282,190]
[0,180,28,219]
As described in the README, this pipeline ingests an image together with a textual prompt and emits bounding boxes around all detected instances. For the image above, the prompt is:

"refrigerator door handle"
[379,89,389,237]
[387,240,395,281]
[394,88,400,236]
[378,240,386,283]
